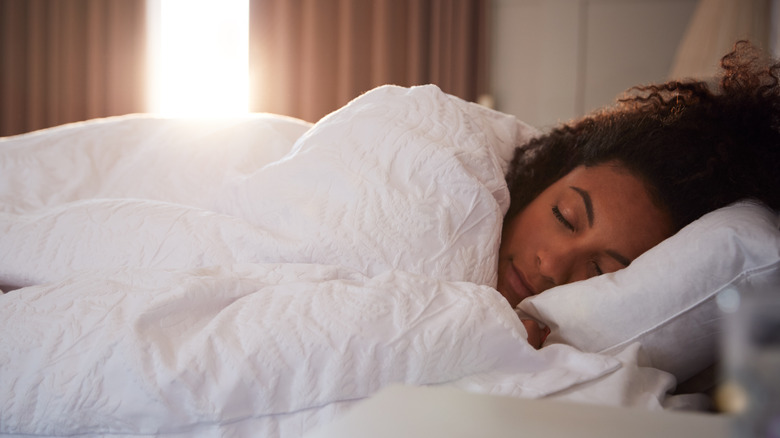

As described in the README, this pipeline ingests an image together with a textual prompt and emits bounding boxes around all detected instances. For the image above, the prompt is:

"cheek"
[501,211,546,258]
[501,215,526,254]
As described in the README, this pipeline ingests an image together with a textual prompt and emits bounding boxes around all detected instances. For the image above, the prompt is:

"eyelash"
[589,260,604,277]
[552,206,575,232]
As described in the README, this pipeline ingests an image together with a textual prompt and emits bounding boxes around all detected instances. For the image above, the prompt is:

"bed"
[1,84,778,437]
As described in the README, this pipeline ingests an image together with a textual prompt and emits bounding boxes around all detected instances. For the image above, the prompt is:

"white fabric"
[0,85,659,438]
[518,200,780,382]
[1,265,618,437]
[0,113,313,214]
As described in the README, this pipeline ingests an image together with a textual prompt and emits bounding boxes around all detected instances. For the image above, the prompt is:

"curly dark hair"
[504,41,780,231]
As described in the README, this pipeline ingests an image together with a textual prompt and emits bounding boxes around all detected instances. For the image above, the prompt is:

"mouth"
[503,260,538,305]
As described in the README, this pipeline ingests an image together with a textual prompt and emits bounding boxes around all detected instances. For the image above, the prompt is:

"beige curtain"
[1,0,489,135]
[249,0,490,123]
[669,0,770,80]
[0,0,148,137]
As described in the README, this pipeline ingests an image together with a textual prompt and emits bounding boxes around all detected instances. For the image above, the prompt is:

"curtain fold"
[0,0,148,137]
[2,0,488,135]
[248,0,490,123]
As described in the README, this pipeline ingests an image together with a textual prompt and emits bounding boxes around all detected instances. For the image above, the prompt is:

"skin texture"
[522,319,550,349]
[498,162,674,310]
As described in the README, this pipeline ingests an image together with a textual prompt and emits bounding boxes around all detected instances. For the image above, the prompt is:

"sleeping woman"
[504,41,780,346]
[1,41,779,437]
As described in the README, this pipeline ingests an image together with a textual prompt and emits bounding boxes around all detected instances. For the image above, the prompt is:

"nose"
[536,244,577,288]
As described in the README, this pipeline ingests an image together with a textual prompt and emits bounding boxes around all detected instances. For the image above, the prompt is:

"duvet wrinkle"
[0,86,624,437]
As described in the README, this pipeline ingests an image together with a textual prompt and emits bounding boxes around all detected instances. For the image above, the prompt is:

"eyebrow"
[606,250,632,267]
[569,186,594,227]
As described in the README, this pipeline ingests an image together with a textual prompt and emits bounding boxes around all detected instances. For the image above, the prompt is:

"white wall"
[490,0,698,130]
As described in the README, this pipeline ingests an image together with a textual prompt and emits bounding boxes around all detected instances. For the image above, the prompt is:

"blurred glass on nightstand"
[717,281,780,438]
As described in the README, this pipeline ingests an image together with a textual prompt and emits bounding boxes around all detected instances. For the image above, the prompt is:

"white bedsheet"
[0,85,676,437]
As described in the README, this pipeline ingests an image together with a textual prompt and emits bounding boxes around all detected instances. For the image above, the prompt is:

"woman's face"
[497,162,674,308]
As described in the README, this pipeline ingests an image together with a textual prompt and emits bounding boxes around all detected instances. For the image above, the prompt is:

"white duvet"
[0,85,675,437]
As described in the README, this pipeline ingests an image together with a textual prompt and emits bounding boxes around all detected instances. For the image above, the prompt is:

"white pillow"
[517,200,780,382]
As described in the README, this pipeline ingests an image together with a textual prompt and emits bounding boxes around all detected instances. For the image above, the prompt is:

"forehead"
[554,164,673,253]
[558,164,649,199]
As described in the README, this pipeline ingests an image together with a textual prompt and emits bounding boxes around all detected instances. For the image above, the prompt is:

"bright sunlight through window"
[148,0,249,117]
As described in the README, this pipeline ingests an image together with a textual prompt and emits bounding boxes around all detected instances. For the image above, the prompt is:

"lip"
[504,262,538,305]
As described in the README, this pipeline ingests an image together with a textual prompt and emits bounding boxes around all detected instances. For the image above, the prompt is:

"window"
[147,0,249,116]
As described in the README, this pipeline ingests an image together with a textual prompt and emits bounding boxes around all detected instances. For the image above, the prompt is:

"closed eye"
[589,260,604,277]
[552,206,575,232]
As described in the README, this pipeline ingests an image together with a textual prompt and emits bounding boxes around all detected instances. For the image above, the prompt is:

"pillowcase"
[517,200,780,382]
